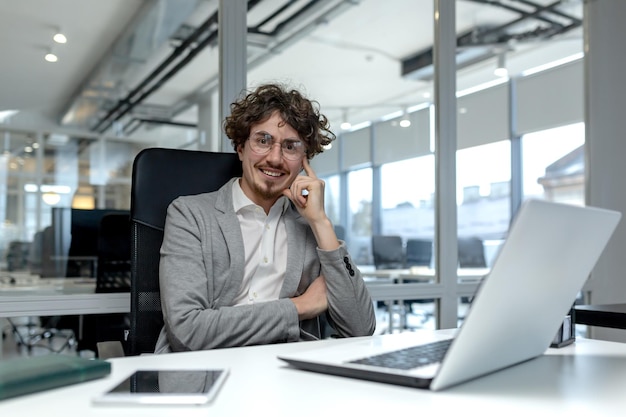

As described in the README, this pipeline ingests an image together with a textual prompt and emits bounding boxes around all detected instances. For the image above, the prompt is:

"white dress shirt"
[231,179,289,306]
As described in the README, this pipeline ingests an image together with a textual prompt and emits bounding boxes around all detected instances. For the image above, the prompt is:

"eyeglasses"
[248,131,305,161]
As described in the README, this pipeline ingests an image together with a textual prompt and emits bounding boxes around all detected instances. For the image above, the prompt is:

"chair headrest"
[130,148,242,230]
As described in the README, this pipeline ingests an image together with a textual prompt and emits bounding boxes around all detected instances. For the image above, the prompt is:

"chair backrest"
[458,236,487,268]
[129,148,242,355]
[96,212,131,293]
[371,235,405,269]
[405,238,432,267]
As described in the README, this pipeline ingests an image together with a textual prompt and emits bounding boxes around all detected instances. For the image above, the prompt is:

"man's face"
[237,112,304,208]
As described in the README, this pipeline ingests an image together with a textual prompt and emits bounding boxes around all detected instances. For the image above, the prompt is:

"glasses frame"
[247,131,306,161]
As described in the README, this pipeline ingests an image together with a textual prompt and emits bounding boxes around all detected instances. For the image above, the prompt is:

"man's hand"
[291,275,328,321]
[282,159,339,250]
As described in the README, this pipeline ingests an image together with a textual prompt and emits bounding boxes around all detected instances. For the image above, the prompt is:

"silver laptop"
[279,199,621,391]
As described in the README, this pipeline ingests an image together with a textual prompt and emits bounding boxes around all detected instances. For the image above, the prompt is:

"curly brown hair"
[223,83,335,159]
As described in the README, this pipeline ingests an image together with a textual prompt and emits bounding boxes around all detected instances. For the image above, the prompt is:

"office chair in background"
[79,213,132,354]
[127,148,242,356]
[457,236,487,308]
[371,235,405,270]
[405,238,432,268]
[457,236,487,268]
[371,235,409,331]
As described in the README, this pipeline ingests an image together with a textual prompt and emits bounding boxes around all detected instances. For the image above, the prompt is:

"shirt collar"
[232,178,289,215]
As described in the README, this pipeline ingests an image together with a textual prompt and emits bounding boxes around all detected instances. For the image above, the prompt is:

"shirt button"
[265,224,270,230]
[264,256,268,263]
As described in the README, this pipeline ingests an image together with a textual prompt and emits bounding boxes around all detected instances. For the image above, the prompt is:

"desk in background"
[0,274,130,356]
[362,267,489,332]
[362,266,489,282]
[0,276,129,317]
[0,332,625,415]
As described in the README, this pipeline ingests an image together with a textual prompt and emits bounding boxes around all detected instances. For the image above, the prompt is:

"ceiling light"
[399,108,411,128]
[340,109,351,130]
[494,53,508,77]
[53,31,67,44]
[0,110,18,123]
[45,51,58,63]
[42,192,61,206]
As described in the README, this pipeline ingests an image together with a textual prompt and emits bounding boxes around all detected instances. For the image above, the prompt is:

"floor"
[1,317,86,359]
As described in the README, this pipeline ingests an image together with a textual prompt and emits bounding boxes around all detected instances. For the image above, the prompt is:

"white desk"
[0,332,625,416]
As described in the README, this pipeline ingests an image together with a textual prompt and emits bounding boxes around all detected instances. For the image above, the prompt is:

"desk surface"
[1,332,625,416]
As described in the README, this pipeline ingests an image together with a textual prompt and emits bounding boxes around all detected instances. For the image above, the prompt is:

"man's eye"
[284,141,300,151]
[258,134,272,145]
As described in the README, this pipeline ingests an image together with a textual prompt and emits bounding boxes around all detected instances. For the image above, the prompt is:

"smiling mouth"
[261,168,284,178]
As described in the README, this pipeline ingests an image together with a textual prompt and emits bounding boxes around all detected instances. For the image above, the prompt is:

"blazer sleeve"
[157,193,302,352]
[318,242,377,337]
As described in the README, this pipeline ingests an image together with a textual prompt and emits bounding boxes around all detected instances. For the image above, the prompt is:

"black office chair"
[405,238,432,267]
[401,238,435,325]
[128,148,242,356]
[371,235,407,329]
[371,235,405,270]
[79,213,132,355]
[96,213,132,293]
[457,236,486,306]
[457,236,486,268]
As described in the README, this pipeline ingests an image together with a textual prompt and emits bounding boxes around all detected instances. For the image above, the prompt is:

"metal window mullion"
[433,0,458,329]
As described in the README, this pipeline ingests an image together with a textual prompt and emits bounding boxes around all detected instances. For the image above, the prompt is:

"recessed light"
[53,33,67,44]
[45,52,58,63]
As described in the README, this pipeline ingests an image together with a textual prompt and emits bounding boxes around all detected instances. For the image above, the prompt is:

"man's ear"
[236,144,244,161]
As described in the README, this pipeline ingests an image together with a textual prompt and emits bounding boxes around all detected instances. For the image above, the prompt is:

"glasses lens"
[249,134,304,160]
[281,140,304,160]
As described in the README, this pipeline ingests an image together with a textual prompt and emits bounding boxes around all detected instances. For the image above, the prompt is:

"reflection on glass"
[348,168,372,265]
[323,174,340,227]
[522,122,585,205]
[0,130,149,274]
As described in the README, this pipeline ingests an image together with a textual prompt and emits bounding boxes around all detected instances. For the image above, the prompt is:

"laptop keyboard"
[348,339,453,370]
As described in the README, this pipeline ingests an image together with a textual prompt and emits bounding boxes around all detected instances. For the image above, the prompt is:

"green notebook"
[0,355,111,401]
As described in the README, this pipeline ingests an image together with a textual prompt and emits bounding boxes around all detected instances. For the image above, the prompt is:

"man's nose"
[266,142,283,161]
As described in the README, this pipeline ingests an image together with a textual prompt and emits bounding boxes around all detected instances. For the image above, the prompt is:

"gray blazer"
[154,178,376,353]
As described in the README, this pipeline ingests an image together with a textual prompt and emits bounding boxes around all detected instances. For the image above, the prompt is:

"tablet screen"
[93,369,228,405]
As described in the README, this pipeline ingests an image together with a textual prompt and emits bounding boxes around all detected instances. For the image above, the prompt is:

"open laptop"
[279,199,621,391]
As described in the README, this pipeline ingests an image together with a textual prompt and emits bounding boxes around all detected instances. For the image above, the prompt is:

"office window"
[347,167,372,265]
[381,155,435,241]
[522,122,585,205]
[322,174,341,230]
[457,140,511,240]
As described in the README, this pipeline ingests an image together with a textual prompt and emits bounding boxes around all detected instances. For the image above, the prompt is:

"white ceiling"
[0,0,584,143]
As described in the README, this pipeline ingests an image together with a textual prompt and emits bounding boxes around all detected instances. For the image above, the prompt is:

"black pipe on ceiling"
[91,0,275,135]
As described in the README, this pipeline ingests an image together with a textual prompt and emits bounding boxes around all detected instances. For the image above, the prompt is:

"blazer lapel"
[214,179,246,305]
[280,206,308,298]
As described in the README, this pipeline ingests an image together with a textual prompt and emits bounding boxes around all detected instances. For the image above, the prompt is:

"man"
[154,83,375,353]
